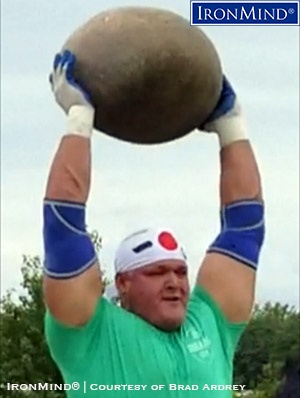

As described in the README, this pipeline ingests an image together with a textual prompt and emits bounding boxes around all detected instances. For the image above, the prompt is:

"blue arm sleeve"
[208,200,265,270]
[43,200,97,279]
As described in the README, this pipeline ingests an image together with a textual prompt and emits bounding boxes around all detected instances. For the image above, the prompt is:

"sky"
[1,0,299,309]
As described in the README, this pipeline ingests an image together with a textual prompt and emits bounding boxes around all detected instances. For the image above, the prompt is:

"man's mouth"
[162,297,181,302]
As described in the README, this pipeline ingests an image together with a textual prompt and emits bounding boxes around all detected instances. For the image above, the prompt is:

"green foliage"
[233,302,300,391]
[0,255,64,397]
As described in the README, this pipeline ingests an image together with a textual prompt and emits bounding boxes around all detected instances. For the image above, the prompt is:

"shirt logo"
[186,328,212,361]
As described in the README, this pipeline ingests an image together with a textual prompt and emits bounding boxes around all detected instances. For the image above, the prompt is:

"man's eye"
[149,271,164,276]
[177,269,187,276]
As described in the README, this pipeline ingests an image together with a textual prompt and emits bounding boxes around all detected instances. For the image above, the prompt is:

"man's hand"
[199,76,248,148]
[50,50,92,113]
[50,50,95,139]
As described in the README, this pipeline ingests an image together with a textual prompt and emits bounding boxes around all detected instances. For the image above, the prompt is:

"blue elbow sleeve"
[208,200,265,270]
[43,200,97,279]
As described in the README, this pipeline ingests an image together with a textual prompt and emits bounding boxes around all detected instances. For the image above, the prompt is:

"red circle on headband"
[158,232,178,250]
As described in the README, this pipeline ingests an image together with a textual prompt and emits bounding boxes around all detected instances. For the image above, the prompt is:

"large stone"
[63,6,222,144]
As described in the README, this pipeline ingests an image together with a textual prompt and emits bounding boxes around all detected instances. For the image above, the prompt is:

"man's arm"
[43,50,103,327]
[197,78,265,323]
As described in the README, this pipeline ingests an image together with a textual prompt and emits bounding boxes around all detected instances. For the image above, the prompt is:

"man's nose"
[165,272,180,289]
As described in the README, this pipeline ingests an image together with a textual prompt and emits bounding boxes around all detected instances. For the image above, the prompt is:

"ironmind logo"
[190,1,300,26]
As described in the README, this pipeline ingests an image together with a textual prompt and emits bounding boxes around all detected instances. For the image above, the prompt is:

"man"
[43,50,265,397]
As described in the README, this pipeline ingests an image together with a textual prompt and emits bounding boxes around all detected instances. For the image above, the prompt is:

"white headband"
[104,227,187,301]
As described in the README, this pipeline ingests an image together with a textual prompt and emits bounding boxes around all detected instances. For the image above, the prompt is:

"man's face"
[116,260,190,332]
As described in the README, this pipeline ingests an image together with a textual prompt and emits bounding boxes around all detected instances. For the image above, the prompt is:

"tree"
[0,255,63,397]
[233,302,300,391]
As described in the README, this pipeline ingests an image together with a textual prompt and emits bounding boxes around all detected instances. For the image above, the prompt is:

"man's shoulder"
[187,284,216,312]
[45,295,143,329]
[186,284,246,330]
[185,284,220,327]
[44,295,155,367]
[184,284,247,362]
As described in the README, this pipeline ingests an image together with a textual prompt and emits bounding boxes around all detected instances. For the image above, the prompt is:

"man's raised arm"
[43,50,103,327]
[197,77,265,323]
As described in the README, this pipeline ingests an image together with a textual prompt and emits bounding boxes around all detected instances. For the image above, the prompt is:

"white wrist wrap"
[65,105,94,138]
[205,103,248,148]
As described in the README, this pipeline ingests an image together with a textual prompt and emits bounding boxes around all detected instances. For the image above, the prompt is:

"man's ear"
[115,273,129,296]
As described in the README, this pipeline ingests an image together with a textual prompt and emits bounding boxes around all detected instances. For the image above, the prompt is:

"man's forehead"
[139,260,187,271]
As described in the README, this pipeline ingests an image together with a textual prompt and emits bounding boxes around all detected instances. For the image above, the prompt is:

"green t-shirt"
[45,285,246,397]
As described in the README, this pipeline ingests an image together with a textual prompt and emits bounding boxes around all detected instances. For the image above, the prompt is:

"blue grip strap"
[43,200,97,279]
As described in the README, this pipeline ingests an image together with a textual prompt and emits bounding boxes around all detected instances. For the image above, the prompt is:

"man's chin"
[155,307,186,332]
[130,301,186,331]
[156,318,183,332]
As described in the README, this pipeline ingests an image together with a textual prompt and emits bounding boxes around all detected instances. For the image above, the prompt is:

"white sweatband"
[105,227,187,302]
[65,105,94,138]
[114,227,187,273]
[205,102,248,148]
